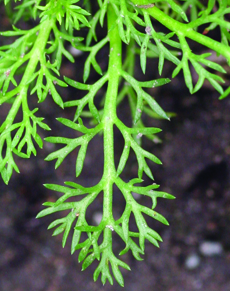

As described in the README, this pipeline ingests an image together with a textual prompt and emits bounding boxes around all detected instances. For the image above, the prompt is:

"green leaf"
[147,228,163,242]
[134,93,143,124]
[121,207,131,243]
[11,125,24,149]
[64,76,91,90]
[136,154,154,180]
[13,148,29,159]
[128,178,144,185]
[89,99,100,122]
[82,253,96,270]
[48,80,64,108]
[36,202,76,218]
[117,142,130,176]
[45,137,83,169]
[33,133,43,148]
[193,75,205,93]
[142,149,162,165]
[208,77,224,94]
[128,127,161,135]
[219,86,230,100]
[146,233,160,248]
[91,57,103,76]
[4,0,11,5]
[62,212,77,248]
[71,229,82,254]
[83,58,91,82]
[110,261,125,287]
[76,143,87,177]
[99,0,108,27]
[44,183,72,192]
[182,58,193,93]
[78,240,92,262]
[75,225,102,232]
[117,16,128,44]
[167,0,189,22]
[140,34,150,74]
[52,224,66,236]
[36,120,51,131]
[93,253,113,285]
[48,218,65,230]
[172,63,182,78]
[199,57,226,73]
[86,11,100,45]
[141,207,169,225]
[142,92,169,120]
[139,78,171,88]
[56,118,89,134]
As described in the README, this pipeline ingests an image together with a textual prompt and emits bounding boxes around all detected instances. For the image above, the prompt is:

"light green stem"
[131,0,230,62]
[102,4,122,220]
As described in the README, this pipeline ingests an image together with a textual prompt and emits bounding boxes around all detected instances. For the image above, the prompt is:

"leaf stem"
[102,4,122,219]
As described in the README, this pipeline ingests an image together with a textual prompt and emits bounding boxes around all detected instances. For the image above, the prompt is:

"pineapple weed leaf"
[0,0,87,183]
[0,0,230,286]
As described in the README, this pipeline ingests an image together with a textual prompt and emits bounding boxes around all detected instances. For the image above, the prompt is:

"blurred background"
[1,2,230,291]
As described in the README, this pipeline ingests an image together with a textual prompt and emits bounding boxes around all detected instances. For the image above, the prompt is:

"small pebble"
[185,253,200,270]
[69,46,83,57]
[145,26,152,35]
[199,241,223,256]
[132,192,141,200]
[92,211,103,225]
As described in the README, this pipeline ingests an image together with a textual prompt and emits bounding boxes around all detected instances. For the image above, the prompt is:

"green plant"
[0,0,230,286]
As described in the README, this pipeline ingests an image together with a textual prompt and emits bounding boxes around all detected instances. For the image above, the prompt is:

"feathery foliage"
[1,0,230,286]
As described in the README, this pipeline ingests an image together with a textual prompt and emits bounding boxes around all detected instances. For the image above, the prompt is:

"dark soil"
[1,4,230,291]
